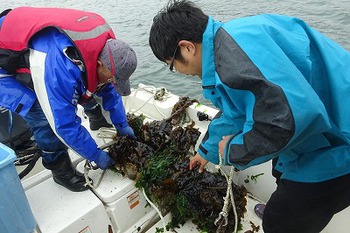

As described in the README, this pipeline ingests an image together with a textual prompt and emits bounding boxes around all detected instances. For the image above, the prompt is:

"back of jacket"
[199,14,350,182]
[0,25,126,162]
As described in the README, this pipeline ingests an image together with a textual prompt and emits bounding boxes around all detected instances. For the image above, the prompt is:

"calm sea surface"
[3,0,350,105]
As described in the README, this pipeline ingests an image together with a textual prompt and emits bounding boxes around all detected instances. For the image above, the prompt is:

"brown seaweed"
[107,97,247,233]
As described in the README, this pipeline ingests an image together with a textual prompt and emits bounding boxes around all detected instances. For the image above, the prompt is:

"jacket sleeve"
[222,77,331,170]
[96,83,127,127]
[197,110,243,165]
[29,29,101,161]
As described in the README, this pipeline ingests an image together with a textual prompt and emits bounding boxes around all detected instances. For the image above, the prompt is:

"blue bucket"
[0,143,36,233]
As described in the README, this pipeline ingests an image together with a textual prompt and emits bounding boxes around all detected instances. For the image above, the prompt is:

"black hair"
[149,0,209,63]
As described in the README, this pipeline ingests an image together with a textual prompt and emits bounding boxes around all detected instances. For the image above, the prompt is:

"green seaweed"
[108,97,247,232]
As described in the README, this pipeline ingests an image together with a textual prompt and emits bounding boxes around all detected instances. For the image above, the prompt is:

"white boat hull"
[10,83,349,233]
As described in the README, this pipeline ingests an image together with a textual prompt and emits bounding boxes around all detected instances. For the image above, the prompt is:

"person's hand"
[189,153,208,173]
[94,150,116,170]
[116,122,136,139]
[219,135,233,158]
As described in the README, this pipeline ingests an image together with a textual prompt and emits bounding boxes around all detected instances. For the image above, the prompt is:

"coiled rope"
[124,84,171,118]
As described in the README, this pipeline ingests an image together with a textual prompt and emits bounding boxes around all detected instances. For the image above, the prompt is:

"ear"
[97,59,103,67]
[178,40,196,55]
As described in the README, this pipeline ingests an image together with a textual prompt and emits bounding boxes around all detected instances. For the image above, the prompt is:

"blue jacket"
[0,27,127,161]
[198,14,350,182]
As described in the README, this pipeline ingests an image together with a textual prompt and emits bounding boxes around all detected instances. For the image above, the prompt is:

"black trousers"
[263,160,350,233]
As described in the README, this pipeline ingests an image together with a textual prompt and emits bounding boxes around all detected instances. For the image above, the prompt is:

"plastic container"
[0,143,36,233]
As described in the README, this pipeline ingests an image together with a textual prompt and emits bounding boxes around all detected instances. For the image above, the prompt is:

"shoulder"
[30,27,83,72]
[29,27,74,52]
[222,14,301,31]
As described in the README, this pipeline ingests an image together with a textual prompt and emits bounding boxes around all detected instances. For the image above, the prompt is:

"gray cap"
[99,39,137,96]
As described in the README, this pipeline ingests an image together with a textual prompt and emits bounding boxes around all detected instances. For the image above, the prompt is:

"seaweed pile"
[107,97,247,233]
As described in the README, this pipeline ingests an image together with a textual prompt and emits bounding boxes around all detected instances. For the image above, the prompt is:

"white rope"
[83,160,106,189]
[96,127,117,141]
[142,188,170,232]
[128,87,156,114]
[215,153,238,233]
[227,167,238,233]
[215,152,223,169]
[83,127,117,189]
[83,160,94,189]
[125,84,171,118]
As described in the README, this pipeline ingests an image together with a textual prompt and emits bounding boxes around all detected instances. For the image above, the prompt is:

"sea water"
[3,0,350,104]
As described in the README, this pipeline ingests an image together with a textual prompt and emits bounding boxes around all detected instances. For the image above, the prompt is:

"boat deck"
[15,84,350,233]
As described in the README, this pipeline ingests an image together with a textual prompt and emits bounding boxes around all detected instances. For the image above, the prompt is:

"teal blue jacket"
[198,14,350,182]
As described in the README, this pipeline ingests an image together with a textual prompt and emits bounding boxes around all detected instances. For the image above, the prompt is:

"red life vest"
[0,6,115,98]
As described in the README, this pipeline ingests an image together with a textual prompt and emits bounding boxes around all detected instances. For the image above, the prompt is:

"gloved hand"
[94,150,116,170]
[115,121,136,139]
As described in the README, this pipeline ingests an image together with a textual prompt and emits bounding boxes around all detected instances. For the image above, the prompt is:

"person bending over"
[149,1,350,232]
[0,7,137,192]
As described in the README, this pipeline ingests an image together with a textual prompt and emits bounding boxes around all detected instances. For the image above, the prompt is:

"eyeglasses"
[169,45,179,72]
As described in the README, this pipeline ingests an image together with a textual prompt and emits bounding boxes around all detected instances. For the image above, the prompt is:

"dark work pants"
[23,101,67,163]
[23,99,100,163]
[263,160,350,233]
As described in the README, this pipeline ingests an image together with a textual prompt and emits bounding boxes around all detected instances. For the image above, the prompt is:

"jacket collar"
[202,16,223,88]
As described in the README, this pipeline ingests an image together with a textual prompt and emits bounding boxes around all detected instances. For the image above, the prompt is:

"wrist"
[116,121,128,129]
[92,149,105,162]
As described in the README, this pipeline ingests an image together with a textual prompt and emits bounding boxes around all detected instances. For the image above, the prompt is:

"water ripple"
[3,0,350,102]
